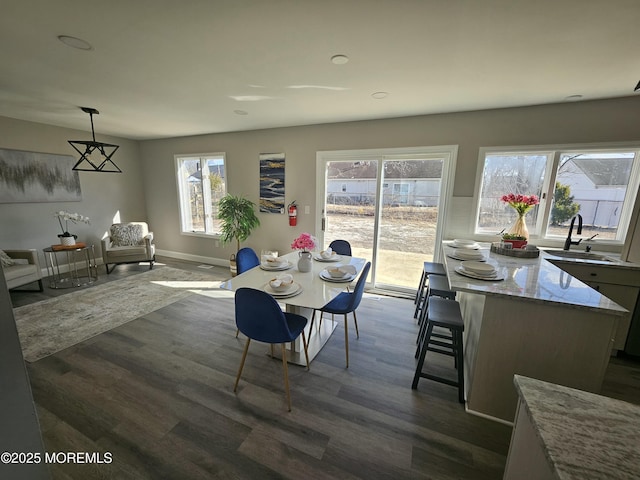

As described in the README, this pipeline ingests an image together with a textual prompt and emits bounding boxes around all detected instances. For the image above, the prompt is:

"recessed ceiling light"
[331,54,349,65]
[234,110,248,115]
[372,92,388,99]
[564,94,583,101]
[57,35,93,51]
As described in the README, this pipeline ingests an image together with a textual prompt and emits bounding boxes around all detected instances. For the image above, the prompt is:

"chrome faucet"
[563,214,583,250]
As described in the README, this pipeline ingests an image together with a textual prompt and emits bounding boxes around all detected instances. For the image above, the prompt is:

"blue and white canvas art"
[0,148,82,203]
[259,152,285,213]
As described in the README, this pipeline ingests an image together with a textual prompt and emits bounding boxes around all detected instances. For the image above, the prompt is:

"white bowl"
[265,257,285,266]
[326,267,346,278]
[269,274,294,291]
[453,238,476,246]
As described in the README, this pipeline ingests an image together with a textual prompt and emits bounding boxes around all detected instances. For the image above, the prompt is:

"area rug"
[14,266,232,362]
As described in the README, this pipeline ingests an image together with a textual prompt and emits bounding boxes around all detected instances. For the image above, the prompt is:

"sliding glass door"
[317,147,456,294]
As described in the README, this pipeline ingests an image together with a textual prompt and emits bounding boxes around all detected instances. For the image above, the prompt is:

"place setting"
[263,273,303,298]
[313,247,342,262]
[319,264,357,283]
[259,254,293,271]
[447,247,486,262]
[455,260,505,281]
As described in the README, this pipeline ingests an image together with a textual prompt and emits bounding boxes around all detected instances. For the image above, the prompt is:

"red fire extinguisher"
[288,201,298,226]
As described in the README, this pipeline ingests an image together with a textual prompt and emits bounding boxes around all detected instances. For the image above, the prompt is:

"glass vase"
[508,214,529,240]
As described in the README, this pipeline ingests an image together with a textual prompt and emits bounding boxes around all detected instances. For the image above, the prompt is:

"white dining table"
[220,251,367,365]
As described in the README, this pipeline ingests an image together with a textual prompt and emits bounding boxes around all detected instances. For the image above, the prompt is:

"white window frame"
[175,152,226,237]
[472,142,640,245]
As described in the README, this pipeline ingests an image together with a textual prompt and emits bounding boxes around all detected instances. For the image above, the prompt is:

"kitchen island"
[504,375,640,479]
[441,242,628,423]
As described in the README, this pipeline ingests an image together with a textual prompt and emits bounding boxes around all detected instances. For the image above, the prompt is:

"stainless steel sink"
[542,250,613,262]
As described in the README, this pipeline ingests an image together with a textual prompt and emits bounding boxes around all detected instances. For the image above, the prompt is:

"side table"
[43,244,98,289]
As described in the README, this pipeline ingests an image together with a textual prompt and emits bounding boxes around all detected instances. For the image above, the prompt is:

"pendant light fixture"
[69,107,121,172]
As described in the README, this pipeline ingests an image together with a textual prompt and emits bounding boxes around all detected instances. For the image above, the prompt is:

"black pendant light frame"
[69,107,121,173]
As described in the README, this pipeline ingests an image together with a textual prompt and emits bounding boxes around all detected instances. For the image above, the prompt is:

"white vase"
[297,251,312,272]
[59,234,76,246]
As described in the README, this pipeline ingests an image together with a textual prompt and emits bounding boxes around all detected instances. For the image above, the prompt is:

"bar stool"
[416,275,456,351]
[413,261,446,319]
[418,274,455,326]
[412,297,465,404]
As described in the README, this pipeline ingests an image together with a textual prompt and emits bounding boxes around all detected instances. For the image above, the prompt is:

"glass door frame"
[315,145,458,293]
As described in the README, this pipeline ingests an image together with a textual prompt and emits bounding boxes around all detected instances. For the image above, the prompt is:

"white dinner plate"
[446,252,485,261]
[455,266,504,281]
[450,243,480,250]
[461,260,496,275]
[313,253,342,262]
[319,270,356,283]
[259,261,293,271]
[263,282,303,297]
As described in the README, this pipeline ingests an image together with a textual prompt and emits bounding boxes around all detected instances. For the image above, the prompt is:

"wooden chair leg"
[235,328,239,338]
[270,344,275,358]
[344,314,349,368]
[234,338,251,392]
[281,343,292,411]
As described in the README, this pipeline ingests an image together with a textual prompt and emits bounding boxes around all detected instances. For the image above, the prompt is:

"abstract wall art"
[259,152,285,213]
[0,148,82,203]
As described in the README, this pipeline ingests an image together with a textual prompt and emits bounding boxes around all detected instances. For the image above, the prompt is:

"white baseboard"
[155,248,229,268]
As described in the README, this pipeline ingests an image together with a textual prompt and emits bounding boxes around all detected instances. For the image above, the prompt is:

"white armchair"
[102,222,156,274]
[1,249,44,291]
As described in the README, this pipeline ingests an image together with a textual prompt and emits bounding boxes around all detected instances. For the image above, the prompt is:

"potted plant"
[502,233,528,249]
[218,194,260,274]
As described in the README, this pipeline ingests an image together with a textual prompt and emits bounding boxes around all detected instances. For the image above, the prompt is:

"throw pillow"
[110,224,144,247]
[0,250,15,267]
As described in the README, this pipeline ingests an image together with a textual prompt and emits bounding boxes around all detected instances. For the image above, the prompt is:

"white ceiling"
[1,0,638,141]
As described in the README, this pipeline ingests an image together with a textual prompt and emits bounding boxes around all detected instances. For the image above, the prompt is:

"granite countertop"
[442,242,627,315]
[513,375,640,480]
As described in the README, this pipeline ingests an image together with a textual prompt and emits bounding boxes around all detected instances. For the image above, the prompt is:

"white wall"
[2,96,639,266]
[139,96,640,262]
[0,117,146,259]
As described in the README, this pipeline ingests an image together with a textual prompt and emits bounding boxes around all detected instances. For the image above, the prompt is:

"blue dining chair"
[236,247,260,274]
[233,288,310,411]
[329,239,352,256]
[310,261,371,368]
[234,247,261,337]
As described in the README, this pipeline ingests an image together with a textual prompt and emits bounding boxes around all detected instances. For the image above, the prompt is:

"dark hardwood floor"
[10,257,640,479]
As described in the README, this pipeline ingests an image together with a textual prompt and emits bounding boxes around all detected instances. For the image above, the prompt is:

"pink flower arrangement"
[291,232,317,252]
[501,193,539,216]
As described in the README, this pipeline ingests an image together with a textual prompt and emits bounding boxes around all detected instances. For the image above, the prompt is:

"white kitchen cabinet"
[548,261,640,350]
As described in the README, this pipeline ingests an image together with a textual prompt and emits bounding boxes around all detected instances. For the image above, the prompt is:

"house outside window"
[474,145,640,243]
[175,153,226,235]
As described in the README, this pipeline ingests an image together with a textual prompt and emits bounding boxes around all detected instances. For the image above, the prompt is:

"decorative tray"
[490,243,540,258]
[51,242,87,251]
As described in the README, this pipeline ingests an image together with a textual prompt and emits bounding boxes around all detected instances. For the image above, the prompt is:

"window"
[175,153,226,235]
[474,146,640,243]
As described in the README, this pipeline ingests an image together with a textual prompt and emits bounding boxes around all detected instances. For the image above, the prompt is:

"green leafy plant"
[551,182,580,225]
[218,194,260,252]
[502,233,527,240]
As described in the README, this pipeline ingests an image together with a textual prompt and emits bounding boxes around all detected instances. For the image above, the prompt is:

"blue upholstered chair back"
[329,239,352,256]
[235,288,298,344]
[348,261,370,311]
[236,247,260,274]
